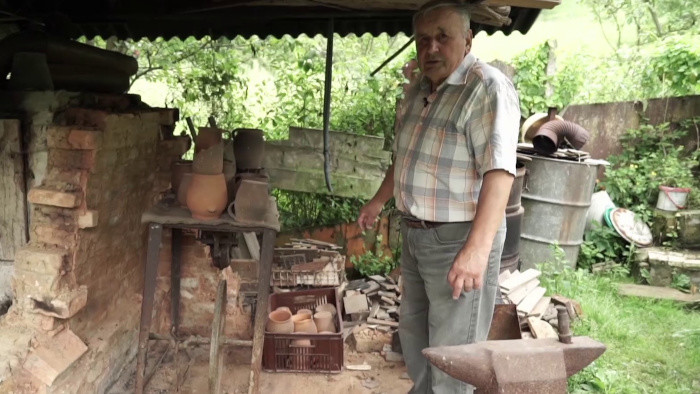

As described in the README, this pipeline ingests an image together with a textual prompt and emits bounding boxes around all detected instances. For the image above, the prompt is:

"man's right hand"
[358,199,383,231]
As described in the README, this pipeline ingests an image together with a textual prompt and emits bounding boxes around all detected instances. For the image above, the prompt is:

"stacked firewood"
[341,274,403,362]
[499,268,582,338]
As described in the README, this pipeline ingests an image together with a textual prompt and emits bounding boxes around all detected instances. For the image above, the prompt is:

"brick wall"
[0,92,186,393]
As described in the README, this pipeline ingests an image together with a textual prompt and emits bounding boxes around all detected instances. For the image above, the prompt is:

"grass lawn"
[540,266,700,393]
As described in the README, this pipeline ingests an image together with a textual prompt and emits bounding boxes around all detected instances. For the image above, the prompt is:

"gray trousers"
[399,220,506,394]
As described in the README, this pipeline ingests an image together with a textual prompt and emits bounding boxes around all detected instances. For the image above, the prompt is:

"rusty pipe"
[532,119,590,155]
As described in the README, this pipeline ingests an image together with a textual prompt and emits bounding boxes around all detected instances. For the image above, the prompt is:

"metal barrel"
[519,155,601,270]
[502,206,524,261]
[506,165,526,213]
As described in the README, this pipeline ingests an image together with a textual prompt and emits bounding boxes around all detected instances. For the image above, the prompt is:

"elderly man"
[357,1,520,392]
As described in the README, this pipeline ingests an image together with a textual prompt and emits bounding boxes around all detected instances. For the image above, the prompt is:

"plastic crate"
[262,287,344,373]
[271,249,346,287]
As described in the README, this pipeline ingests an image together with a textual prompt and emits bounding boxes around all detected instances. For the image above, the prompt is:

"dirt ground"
[108,342,413,394]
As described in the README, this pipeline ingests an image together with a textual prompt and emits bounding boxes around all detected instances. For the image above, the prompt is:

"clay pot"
[295,309,313,321]
[316,303,337,318]
[266,309,293,334]
[232,172,269,200]
[196,127,223,153]
[177,173,193,206]
[293,317,317,334]
[170,160,192,193]
[192,142,224,175]
[186,173,227,220]
[275,306,292,314]
[233,128,265,170]
[313,311,334,333]
[232,179,269,223]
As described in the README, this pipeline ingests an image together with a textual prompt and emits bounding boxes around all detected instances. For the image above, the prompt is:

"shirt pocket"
[416,122,469,170]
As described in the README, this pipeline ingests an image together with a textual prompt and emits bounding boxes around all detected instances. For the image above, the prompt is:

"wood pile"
[341,274,403,362]
[499,268,583,339]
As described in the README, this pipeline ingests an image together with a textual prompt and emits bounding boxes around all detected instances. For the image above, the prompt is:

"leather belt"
[402,218,448,229]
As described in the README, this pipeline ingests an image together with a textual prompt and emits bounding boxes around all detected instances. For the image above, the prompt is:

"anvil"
[422,307,605,393]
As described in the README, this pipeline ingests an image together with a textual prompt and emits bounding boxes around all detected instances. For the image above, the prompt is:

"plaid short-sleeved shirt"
[393,53,520,222]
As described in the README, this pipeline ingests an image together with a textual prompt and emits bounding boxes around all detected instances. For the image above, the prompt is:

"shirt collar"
[419,53,476,91]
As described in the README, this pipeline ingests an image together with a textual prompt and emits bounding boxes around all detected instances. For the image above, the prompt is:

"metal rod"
[149,332,253,347]
[370,37,414,77]
[322,18,334,193]
[208,115,217,128]
[185,116,197,142]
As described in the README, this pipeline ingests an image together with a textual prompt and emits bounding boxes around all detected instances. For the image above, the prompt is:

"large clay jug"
[186,173,227,220]
[233,128,265,170]
[177,173,193,207]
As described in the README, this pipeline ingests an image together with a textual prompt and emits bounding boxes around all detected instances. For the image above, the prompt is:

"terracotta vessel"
[177,173,193,206]
[275,306,292,314]
[186,173,227,220]
[171,160,192,193]
[196,127,223,153]
[295,309,313,320]
[233,128,265,170]
[313,311,334,333]
[192,142,224,175]
[316,303,337,318]
[293,317,317,334]
[232,172,269,200]
[232,179,270,223]
[266,309,293,334]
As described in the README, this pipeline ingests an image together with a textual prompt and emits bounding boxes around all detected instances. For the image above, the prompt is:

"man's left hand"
[447,248,490,300]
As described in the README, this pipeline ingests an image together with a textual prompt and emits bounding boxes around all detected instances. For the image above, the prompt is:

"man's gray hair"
[412,1,472,36]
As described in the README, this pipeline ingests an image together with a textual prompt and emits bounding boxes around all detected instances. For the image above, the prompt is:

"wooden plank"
[517,287,547,315]
[507,279,540,305]
[528,296,551,319]
[498,270,511,285]
[242,232,261,261]
[367,317,399,327]
[248,229,275,394]
[0,119,27,260]
[527,317,558,339]
[485,0,561,10]
[500,268,540,292]
[618,284,700,304]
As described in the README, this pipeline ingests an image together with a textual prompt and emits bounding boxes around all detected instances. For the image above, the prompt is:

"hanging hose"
[322,18,334,193]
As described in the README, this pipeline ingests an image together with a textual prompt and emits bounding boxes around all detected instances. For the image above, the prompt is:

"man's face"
[414,7,472,88]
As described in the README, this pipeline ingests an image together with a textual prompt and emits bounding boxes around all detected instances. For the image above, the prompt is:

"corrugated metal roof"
[2,2,541,40]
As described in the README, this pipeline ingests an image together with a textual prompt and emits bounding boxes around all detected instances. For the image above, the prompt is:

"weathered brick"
[77,210,98,229]
[23,328,88,386]
[68,129,102,150]
[47,127,101,150]
[14,246,68,275]
[47,149,97,172]
[31,285,88,319]
[28,188,81,209]
[32,225,75,248]
[45,168,83,187]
